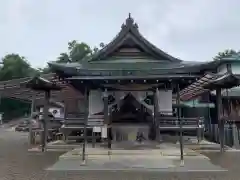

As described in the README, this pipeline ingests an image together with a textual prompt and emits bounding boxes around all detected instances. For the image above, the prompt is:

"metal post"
[177,84,184,165]
[82,87,89,163]
[216,88,224,152]
[42,90,50,152]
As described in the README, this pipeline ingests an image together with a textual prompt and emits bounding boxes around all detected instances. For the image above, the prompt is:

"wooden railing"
[62,113,104,128]
[156,116,204,129]
[65,112,85,120]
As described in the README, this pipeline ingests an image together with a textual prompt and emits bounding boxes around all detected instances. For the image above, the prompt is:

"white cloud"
[0,0,240,67]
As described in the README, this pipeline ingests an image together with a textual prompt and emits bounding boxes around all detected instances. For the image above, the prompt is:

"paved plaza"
[47,141,225,172]
[1,126,240,180]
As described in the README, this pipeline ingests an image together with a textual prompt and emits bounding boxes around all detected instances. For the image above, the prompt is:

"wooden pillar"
[92,129,96,148]
[29,96,35,146]
[216,88,224,152]
[103,89,108,124]
[103,89,111,150]
[176,84,184,165]
[154,88,159,141]
[232,123,240,148]
[42,90,50,152]
[0,93,2,125]
[82,87,89,163]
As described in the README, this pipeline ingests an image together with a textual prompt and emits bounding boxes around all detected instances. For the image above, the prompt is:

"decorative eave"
[180,72,240,101]
[67,74,198,81]
[48,60,204,78]
[22,75,62,91]
[88,13,182,62]
[180,73,217,101]
[204,73,240,90]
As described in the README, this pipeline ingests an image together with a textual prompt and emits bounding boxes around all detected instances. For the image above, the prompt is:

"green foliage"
[55,40,105,63]
[0,98,30,122]
[69,41,92,62]
[0,41,102,121]
[214,49,238,61]
[0,54,37,81]
[0,54,35,120]
[56,40,93,63]
[57,53,70,63]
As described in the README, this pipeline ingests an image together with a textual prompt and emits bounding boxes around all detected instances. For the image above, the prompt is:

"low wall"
[206,124,240,148]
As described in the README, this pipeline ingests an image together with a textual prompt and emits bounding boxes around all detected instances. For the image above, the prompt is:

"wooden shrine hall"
[48,14,208,162]
[1,14,240,163]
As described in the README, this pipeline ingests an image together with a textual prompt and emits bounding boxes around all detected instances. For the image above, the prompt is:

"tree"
[56,40,92,63]
[57,53,70,63]
[68,40,92,62]
[214,49,238,61]
[40,41,95,74]
[0,54,38,121]
[55,41,106,64]
[0,54,38,81]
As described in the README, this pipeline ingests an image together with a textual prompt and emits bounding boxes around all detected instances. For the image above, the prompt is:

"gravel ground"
[1,127,240,180]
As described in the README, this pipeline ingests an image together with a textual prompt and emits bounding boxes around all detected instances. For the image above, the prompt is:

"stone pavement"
[47,142,224,172]
[1,127,240,180]
[47,155,226,172]
[58,141,209,160]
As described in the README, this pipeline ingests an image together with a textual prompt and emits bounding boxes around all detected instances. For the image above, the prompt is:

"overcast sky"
[1,0,240,68]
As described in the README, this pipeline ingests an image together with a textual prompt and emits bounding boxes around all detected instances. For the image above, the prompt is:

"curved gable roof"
[89,14,182,63]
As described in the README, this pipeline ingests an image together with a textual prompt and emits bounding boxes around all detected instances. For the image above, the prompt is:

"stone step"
[59,147,209,160]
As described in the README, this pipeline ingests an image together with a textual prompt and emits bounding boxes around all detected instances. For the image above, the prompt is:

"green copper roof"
[49,15,240,78]
[48,60,204,77]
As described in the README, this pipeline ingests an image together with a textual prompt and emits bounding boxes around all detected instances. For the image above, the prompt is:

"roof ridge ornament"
[121,13,139,30]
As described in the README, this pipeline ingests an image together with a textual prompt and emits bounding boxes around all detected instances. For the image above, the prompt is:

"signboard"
[0,113,2,124]
[93,127,101,132]
[101,125,108,138]
[158,90,172,114]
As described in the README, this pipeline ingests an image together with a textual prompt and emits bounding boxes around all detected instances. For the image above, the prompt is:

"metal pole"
[42,90,50,152]
[82,87,89,163]
[177,84,184,165]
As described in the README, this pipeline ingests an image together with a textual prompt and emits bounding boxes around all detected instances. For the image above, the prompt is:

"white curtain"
[157,90,172,114]
[131,91,153,113]
[88,90,174,116]
[89,90,104,115]
[109,91,154,114]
